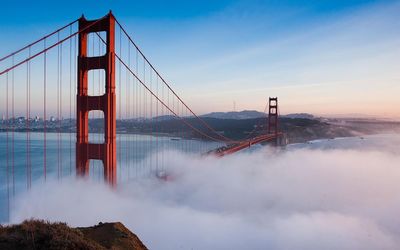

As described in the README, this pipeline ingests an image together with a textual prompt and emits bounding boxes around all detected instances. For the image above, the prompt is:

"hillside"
[201,110,265,119]
[116,117,355,143]
[0,220,147,250]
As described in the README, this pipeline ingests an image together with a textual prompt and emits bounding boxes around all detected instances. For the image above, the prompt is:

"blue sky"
[1,0,399,117]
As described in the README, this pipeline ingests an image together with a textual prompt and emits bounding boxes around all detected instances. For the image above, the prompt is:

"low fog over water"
[10,134,400,249]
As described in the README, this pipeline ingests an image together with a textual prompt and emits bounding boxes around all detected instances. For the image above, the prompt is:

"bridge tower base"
[76,12,116,186]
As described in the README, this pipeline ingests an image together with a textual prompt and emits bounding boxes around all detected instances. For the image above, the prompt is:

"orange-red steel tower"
[76,12,116,185]
[268,97,279,137]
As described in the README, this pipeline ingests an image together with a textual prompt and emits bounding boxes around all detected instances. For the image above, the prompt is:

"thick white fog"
[10,135,400,249]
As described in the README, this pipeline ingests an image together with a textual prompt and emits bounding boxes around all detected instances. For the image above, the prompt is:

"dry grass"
[0,219,147,250]
[79,222,148,250]
[0,219,105,249]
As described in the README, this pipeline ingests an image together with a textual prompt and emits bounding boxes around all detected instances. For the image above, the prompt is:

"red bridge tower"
[268,97,279,137]
[76,13,116,185]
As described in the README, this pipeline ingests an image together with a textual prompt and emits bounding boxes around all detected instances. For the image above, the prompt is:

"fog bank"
[11,135,400,249]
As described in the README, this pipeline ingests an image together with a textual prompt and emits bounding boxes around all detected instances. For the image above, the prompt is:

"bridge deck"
[211,132,283,157]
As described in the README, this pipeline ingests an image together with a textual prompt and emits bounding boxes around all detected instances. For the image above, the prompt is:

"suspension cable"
[115,54,229,142]
[0,16,106,76]
[0,19,79,62]
[113,19,238,143]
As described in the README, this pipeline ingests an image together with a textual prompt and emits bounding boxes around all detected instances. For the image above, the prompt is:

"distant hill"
[201,110,315,120]
[283,113,314,119]
[201,110,266,120]
[127,111,315,122]
[0,220,147,250]
[151,115,176,122]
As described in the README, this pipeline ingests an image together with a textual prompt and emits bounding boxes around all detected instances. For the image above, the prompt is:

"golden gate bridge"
[0,12,282,219]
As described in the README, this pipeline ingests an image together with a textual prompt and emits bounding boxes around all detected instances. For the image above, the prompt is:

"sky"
[0,0,399,118]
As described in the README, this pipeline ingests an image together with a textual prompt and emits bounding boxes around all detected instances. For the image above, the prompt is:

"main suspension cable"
[114,19,237,143]
[0,19,79,62]
[115,55,228,142]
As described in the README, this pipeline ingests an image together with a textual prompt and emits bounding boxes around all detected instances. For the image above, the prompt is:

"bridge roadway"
[211,132,283,157]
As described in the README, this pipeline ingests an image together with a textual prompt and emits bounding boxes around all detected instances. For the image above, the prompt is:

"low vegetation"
[0,219,147,250]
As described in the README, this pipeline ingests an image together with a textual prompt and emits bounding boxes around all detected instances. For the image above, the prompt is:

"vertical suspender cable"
[132,46,136,178]
[129,42,132,177]
[44,39,47,181]
[156,76,159,174]
[186,105,190,153]
[12,56,15,195]
[142,56,145,174]
[26,48,29,189]
[28,47,31,189]
[128,43,133,178]
[135,48,138,177]
[161,77,164,172]
[149,69,152,174]
[6,72,10,221]
[29,47,32,188]
[129,43,132,176]
[60,34,63,179]
[142,57,145,174]
[180,102,183,152]
[126,42,129,179]
[57,32,60,179]
[118,27,122,181]
[167,80,170,166]
[69,26,72,175]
